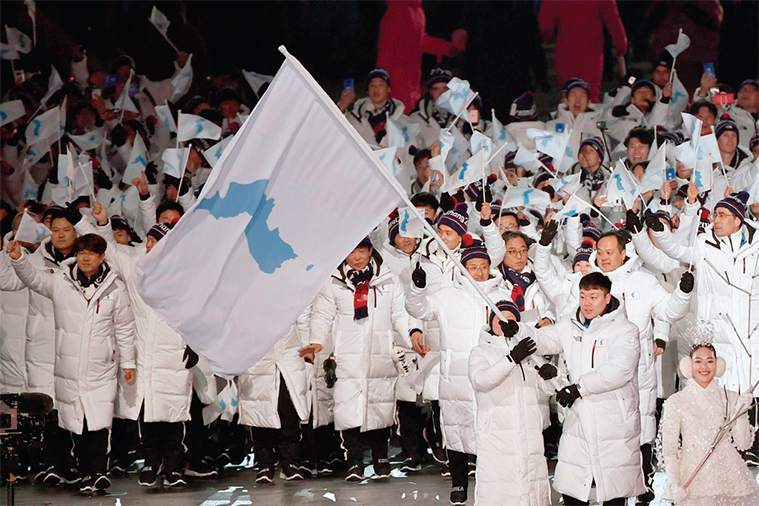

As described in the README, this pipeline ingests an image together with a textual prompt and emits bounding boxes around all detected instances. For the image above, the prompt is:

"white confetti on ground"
[323,492,337,502]
[294,488,314,499]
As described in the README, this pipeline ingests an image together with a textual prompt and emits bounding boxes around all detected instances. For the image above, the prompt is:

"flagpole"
[160,32,180,54]
[668,29,682,85]
[445,92,479,133]
[175,146,191,202]
[118,70,134,124]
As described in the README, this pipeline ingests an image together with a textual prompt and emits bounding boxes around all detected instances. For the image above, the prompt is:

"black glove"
[411,261,426,289]
[499,320,519,338]
[110,123,127,147]
[679,271,695,293]
[183,346,199,369]
[655,339,667,351]
[625,209,643,234]
[323,357,337,388]
[65,205,82,226]
[179,176,192,196]
[509,337,537,363]
[536,363,558,380]
[556,384,581,408]
[539,220,559,246]
[644,210,664,232]
[439,192,455,213]
[145,162,159,185]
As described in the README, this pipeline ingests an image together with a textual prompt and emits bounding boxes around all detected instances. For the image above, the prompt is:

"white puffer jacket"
[0,248,29,393]
[238,307,311,428]
[0,240,82,400]
[94,223,192,423]
[469,327,552,506]
[406,270,509,454]
[518,298,646,503]
[346,97,408,148]
[309,258,412,432]
[652,225,759,392]
[582,253,691,444]
[11,255,135,434]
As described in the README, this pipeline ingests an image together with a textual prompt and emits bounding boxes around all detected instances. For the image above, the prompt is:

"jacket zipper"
[591,340,597,369]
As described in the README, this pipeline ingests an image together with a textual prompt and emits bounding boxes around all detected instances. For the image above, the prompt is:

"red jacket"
[377,0,452,114]
[539,0,627,101]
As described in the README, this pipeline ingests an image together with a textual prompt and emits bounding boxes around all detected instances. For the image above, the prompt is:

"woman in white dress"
[660,341,759,505]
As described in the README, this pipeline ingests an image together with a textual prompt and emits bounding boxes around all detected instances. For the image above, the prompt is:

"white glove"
[671,484,688,502]
[739,390,755,406]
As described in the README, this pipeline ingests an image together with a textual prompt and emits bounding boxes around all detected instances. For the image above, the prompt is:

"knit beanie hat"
[460,236,489,265]
[146,222,175,242]
[573,241,595,267]
[715,191,749,223]
[533,171,552,188]
[437,203,468,236]
[509,92,538,122]
[427,67,453,88]
[631,79,657,96]
[566,78,591,97]
[580,137,605,162]
[388,209,400,244]
[368,68,391,87]
[715,114,739,139]
[489,299,521,325]
[750,130,759,152]
[582,225,601,243]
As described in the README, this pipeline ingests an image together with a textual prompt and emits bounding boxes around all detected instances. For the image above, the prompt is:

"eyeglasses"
[465,264,490,273]
[713,212,735,220]
[499,225,519,231]
[506,248,528,257]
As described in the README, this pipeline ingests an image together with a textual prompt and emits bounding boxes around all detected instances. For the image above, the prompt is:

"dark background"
[1,1,757,115]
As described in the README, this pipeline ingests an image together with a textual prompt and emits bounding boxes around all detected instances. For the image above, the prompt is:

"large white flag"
[177,112,221,142]
[501,186,551,210]
[39,65,63,105]
[0,100,25,127]
[665,30,690,59]
[15,211,51,244]
[641,140,668,192]
[123,134,149,184]
[149,6,171,37]
[669,70,689,118]
[170,54,193,102]
[526,128,570,164]
[5,27,32,54]
[436,77,475,117]
[25,106,60,146]
[68,127,105,151]
[606,161,640,208]
[242,69,274,97]
[445,149,485,192]
[136,48,402,376]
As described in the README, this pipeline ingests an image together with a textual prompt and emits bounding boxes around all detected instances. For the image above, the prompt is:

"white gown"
[660,379,759,506]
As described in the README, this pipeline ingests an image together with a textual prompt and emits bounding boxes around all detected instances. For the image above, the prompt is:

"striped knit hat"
[580,137,605,162]
[715,115,739,139]
[146,222,175,242]
[460,236,489,265]
[573,241,595,267]
[437,203,468,237]
[715,191,749,223]
[490,299,521,325]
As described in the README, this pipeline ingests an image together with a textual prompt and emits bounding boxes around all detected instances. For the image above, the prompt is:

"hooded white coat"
[469,327,552,506]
